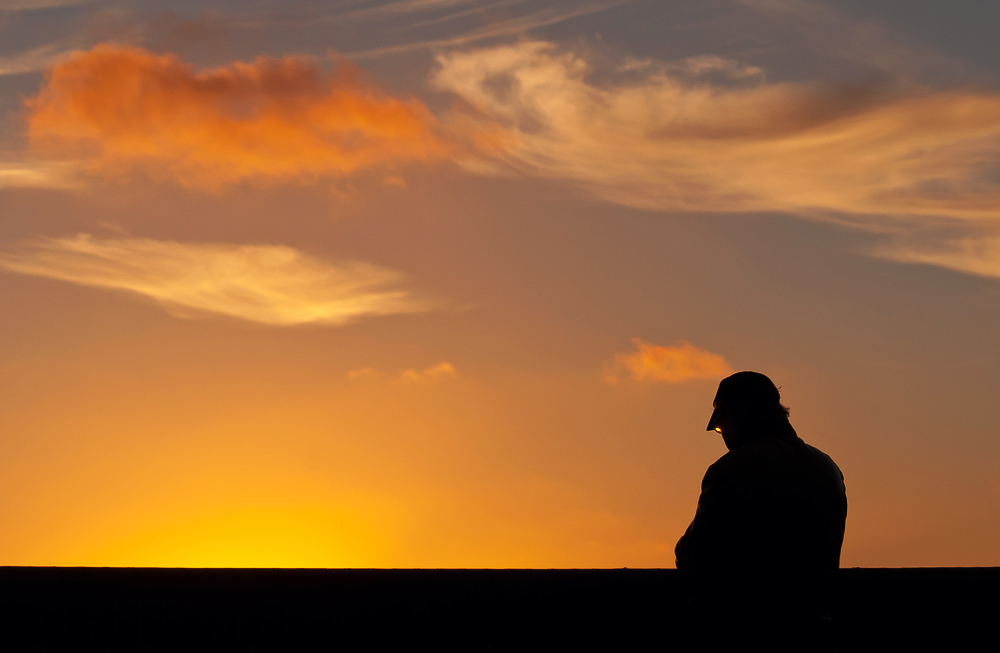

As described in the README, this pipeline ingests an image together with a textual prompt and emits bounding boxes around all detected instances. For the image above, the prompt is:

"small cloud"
[617,57,653,72]
[348,362,458,383]
[671,55,765,80]
[398,369,425,383]
[422,362,457,377]
[0,235,435,326]
[398,362,458,383]
[608,338,732,383]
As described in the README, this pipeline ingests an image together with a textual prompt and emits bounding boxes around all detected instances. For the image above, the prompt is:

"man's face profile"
[711,403,741,451]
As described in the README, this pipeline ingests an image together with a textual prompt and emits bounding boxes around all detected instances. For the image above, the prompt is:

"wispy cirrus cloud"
[605,339,732,384]
[26,44,450,188]
[0,0,94,10]
[327,0,488,23]
[344,0,633,60]
[0,235,435,325]
[0,160,81,188]
[0,43,79,76]
[874,237,1000,281]
[734,0,968,81]
[433,41,1000,224]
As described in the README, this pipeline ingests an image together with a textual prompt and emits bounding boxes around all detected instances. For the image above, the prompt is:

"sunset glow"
[1,0,999,569]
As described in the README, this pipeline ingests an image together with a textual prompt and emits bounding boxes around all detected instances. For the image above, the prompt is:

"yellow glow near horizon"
[68,504,400,569]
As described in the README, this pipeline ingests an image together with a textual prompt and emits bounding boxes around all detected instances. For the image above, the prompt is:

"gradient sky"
[1,0,999,568]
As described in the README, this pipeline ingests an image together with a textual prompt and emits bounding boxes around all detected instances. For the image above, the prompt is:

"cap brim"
[706,406,721,432]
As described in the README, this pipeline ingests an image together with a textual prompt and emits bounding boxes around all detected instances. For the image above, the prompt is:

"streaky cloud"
[326,0,490,23]
[0,160,82,188]
[432,41,1000,224]
[0,0,94,10]
[734,0,967,81]
[0,235,435,325]
[873,237,1000,280]
[0,43,79,76]
[344,0,633,60]
[431,41,1000,281]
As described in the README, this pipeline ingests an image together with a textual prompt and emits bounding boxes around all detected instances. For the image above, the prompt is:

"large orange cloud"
[27,45,449,187]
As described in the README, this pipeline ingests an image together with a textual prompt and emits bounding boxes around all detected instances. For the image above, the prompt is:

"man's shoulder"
[802,441,846,483]
[703,444,762,484]
[705,449,739,476]
[794,438,844,474]
[708,434,799,467]
[707,436,841,477]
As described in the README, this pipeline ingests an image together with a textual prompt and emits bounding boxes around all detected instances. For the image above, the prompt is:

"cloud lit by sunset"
[0,235,432,325]
[348,362,458,383]
[434,42,1000,223]
[27,45,449,187]
[874,236,1000,280]
[607,339,732,384]
[398,361,457,383]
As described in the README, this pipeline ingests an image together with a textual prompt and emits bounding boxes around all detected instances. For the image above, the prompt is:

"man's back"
[675,433,847,650]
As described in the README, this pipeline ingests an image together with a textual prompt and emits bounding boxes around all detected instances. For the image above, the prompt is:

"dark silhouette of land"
[1,566,997,651]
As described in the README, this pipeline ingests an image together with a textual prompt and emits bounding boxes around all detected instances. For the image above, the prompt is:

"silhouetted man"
[675,372,847,652]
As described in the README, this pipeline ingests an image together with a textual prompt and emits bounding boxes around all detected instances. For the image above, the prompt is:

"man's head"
[707,371,792,450]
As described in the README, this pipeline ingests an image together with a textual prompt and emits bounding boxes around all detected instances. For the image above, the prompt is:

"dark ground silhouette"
[0,566,997,651]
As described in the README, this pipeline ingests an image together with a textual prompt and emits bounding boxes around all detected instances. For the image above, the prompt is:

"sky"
[1,0,999,568]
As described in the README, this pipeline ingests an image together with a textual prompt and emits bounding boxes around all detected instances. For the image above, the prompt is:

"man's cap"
[706,371,782,431]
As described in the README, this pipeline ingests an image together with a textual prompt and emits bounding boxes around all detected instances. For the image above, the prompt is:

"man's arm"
[675,459,738,574]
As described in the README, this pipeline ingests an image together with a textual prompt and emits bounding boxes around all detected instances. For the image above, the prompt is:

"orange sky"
[1,0,999,568]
